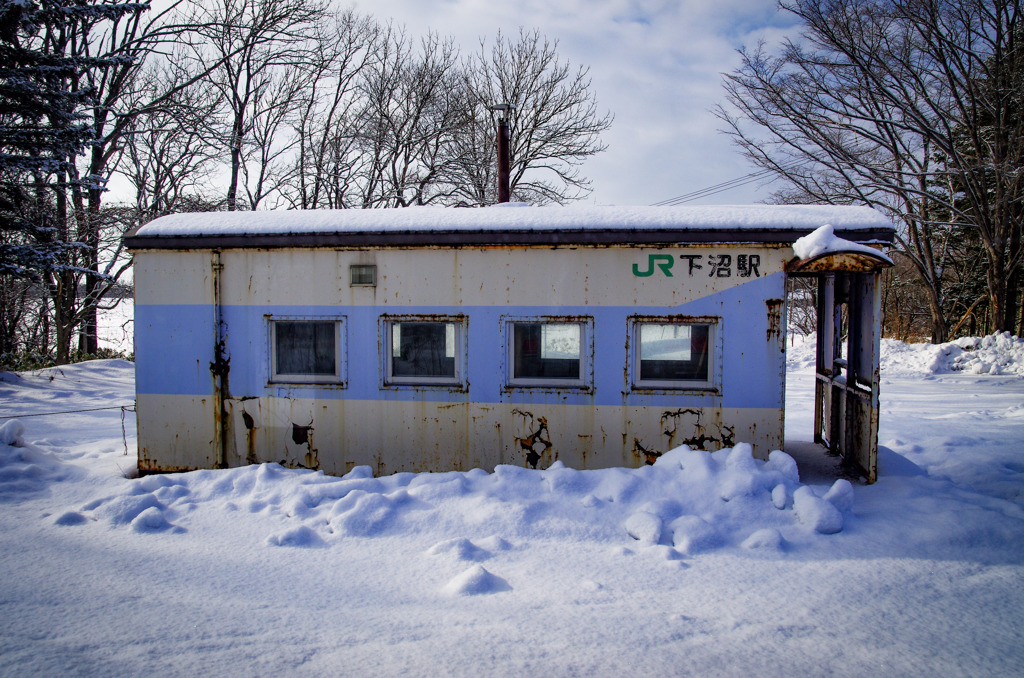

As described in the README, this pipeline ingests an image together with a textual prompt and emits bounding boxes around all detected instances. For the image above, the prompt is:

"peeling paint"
[661,408,735,452]
[512,408,553,469]
[661,408,701,449]
[289,420,318,469]
[242,409,257,465]
[633,438,661,465]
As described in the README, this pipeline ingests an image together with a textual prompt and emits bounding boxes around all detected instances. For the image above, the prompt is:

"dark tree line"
[719,0,1023,342]
[0,0,611,365]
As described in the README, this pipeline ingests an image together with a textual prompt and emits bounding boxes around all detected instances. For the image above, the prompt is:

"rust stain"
[766,298,784,341]
[786,251,893,274]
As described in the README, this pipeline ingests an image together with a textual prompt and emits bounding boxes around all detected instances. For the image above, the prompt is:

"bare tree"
[718,0,1023,341]
[121,64,223,219]
[283,24,614,209]
[183,0,328,211]
[457,29,613,205]
[349,27,468,208]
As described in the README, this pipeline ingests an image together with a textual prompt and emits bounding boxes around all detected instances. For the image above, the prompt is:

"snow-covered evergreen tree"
[0,0,146,361]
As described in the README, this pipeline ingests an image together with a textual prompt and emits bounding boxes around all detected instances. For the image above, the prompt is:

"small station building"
[125,204,894,480]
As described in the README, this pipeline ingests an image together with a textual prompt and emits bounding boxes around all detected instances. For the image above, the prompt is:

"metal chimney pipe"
[496,116,510,203]
[489,104,514,203]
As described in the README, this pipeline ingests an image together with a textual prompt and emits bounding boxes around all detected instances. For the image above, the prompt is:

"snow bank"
[921,332,1024,376]
[788,331,1024,377]
[72,441,856,575]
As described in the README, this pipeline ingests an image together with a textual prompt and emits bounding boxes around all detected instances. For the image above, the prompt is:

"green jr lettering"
[633,254,675,277]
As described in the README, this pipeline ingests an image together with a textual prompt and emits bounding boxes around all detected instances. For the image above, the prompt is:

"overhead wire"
[652,160,808,205]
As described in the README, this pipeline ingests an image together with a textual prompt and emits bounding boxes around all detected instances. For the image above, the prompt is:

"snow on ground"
[1,336,1023,676]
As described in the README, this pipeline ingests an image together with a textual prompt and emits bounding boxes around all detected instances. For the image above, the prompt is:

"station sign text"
[632,253,762,278]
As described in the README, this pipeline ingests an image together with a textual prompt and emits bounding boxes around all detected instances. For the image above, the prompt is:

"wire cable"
[652,160,808,205]
[0,404,136,419]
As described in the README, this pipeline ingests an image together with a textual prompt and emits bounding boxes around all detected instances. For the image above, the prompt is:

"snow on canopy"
[792,223,894,262]
[133,204,893,238]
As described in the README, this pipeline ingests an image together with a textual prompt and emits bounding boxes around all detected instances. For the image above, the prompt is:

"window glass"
[637,322,710,382]
[349,264,376,286]
[513,322,582,380]
[390,321,457,379]
[271,319,343,384]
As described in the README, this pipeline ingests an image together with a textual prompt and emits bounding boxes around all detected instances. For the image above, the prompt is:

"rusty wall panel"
[208,397,783,476]
[136,394,219,473]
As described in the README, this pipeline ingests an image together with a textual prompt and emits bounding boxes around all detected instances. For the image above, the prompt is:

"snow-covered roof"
[126,204,894,249]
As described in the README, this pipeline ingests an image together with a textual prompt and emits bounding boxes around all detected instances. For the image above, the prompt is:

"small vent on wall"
[349,264,377,287]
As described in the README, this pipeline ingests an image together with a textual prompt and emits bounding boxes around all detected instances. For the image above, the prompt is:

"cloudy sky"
[352,0,800,206]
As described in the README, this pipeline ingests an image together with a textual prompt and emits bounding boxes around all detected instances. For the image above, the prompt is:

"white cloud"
[351,0,800,205]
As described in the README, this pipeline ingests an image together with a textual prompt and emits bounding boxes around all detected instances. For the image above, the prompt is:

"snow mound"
[741,528,785,551]
[75,443,847,554]
[624,511,663,544]
[0,419,25,446]
[0,421,78,499]
[934,332,1024,376]
[54,511,89,526]
[822,479,855,513]
[670,515,722,554]
[793,487,844,534]
[788,332,1024,377]
[442,565,512,596]
[881,332,1024,377]
[427,537,492,561]
[131,506,183,534]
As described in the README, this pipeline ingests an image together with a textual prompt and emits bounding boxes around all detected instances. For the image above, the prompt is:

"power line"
[652,161,807,206]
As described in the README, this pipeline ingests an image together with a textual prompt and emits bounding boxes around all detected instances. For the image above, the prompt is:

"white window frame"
[504,316,593,390]
[629,315,719,391]
[381,314,467,389]
[267,315,346,386]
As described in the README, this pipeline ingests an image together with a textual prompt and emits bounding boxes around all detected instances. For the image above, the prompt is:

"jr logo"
[632,254,675,277]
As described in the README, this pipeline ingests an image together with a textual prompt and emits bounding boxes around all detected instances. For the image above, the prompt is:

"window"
[631,317,717,389]
[269,317,345,385]
[507,318,591,388]
[383,316,466,387]
[349,264,376,286]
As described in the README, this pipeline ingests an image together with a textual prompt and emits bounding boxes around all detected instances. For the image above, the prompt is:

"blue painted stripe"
[136,274,785,408]
[135,304,217,395]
